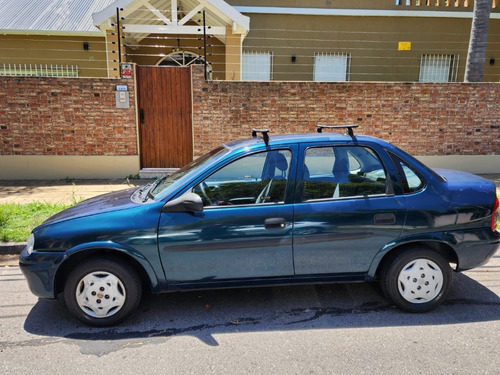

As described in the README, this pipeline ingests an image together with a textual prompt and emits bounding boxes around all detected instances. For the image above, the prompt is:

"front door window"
[193,150,291,206]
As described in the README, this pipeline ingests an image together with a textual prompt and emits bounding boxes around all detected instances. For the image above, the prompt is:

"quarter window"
[302,146,387,201]
[389,153,425,194]
[193,150,291,206]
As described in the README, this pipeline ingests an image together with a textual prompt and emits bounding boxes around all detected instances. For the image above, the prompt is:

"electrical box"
[115,85,129,108]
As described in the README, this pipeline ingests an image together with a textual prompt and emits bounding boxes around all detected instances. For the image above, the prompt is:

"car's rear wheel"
[63,258,142,326]
[380,247,452,312]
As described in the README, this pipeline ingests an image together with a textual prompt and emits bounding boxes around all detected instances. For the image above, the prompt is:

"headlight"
[26,233,35,255]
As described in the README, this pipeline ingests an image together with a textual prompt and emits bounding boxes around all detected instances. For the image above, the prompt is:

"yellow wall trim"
[0,30,104,37]
[1,154,498,180]
[0,156,140,180]
[416,155,500,174]
[234,7,500,19]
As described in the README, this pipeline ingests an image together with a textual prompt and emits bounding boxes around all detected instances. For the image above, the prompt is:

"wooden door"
[136,66,193,168]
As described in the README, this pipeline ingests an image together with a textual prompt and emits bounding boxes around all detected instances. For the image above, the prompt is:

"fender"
[60,241,165,291]
[366,232,459,280]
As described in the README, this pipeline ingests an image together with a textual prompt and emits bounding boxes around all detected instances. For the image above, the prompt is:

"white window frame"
[0,63,79,78]
[242,51,273,81]
[313,52,351,82]
[419,54,459,82]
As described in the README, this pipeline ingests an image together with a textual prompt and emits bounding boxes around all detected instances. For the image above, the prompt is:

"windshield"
[149,146,228,199]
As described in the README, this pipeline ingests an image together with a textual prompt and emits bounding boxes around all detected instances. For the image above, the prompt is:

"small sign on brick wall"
[121,64,132,79]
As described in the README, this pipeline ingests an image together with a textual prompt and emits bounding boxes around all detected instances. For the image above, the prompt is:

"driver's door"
[158,147,296,284]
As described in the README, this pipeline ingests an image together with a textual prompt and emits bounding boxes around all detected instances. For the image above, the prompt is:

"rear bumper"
[454,229,500,271]
[19,247,65,299]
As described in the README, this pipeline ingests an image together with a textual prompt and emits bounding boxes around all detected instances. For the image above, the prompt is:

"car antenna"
[317,125,358,137]
[252,129,270,146]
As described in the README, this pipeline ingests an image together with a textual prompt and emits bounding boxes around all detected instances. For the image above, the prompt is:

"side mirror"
[162,192,204,213]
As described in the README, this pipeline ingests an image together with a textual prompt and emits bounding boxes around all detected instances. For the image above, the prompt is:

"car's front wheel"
[380,247,452,312]
[63,258,142,326]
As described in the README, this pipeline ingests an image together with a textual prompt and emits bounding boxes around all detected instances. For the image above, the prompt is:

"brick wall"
[1,67,499,164]
[192,66,500,158]
[0,76,137,156]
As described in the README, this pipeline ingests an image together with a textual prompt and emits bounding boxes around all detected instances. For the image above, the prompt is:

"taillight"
[492,197,499,232]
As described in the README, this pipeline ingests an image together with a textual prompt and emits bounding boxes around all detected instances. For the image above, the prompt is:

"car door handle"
[264,217,286,230]
[374,213,396,225]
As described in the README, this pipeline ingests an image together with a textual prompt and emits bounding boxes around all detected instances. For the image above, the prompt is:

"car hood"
[41,188,138,226]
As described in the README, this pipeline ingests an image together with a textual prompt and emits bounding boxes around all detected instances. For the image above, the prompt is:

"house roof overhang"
[92,0,249,43]
[0,0,116,36]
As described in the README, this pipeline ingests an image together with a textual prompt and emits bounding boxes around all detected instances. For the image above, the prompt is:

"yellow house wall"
[484,20,500,82]
[241,13,500,82]
[225,26,243,80]
[0,34,108,77]
[1,1,497,81]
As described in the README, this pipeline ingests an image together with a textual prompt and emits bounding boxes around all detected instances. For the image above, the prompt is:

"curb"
[0,242,26,255]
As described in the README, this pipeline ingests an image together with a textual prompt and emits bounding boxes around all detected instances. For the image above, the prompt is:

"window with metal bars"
[242,51,273,81]
[313,53,351,82]
[0,64,79,78]
[419,54,459,82]
[395,1,494,6]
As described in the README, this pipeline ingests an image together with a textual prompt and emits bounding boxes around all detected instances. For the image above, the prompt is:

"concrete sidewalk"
[0,178,152,205]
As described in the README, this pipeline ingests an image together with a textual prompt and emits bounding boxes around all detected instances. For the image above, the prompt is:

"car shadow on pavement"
[23,270,500,354]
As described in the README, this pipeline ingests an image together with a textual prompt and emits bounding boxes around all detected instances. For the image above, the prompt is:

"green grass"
[0,202,70,243]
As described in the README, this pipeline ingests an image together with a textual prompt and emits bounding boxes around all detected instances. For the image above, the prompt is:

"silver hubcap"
[75,271,126,318]
[398,258,443,304]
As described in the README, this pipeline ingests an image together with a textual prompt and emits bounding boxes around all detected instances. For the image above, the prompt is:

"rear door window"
[302,146,388,201]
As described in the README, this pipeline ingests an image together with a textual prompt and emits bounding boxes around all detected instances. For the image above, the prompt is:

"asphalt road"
[1,255,500,374]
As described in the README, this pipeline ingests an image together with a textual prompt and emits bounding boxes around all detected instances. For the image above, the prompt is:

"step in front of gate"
[139,168,179,179]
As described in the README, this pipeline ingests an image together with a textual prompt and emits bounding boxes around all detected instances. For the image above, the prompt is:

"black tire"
[63,258,142,326]
[380,247,452,313]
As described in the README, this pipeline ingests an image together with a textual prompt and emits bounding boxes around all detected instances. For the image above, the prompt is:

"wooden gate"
[136,66,193,169]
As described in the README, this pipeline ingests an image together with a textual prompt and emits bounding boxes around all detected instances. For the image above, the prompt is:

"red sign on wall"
[121,64,132,79]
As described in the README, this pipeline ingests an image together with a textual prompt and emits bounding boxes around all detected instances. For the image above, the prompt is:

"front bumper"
[19,246,66,299]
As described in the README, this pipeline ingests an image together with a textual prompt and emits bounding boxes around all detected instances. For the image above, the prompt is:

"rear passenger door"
[293,143,406,275]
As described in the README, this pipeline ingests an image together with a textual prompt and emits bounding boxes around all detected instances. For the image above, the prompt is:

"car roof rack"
[252,129,270,146]
[317,124,358,136]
